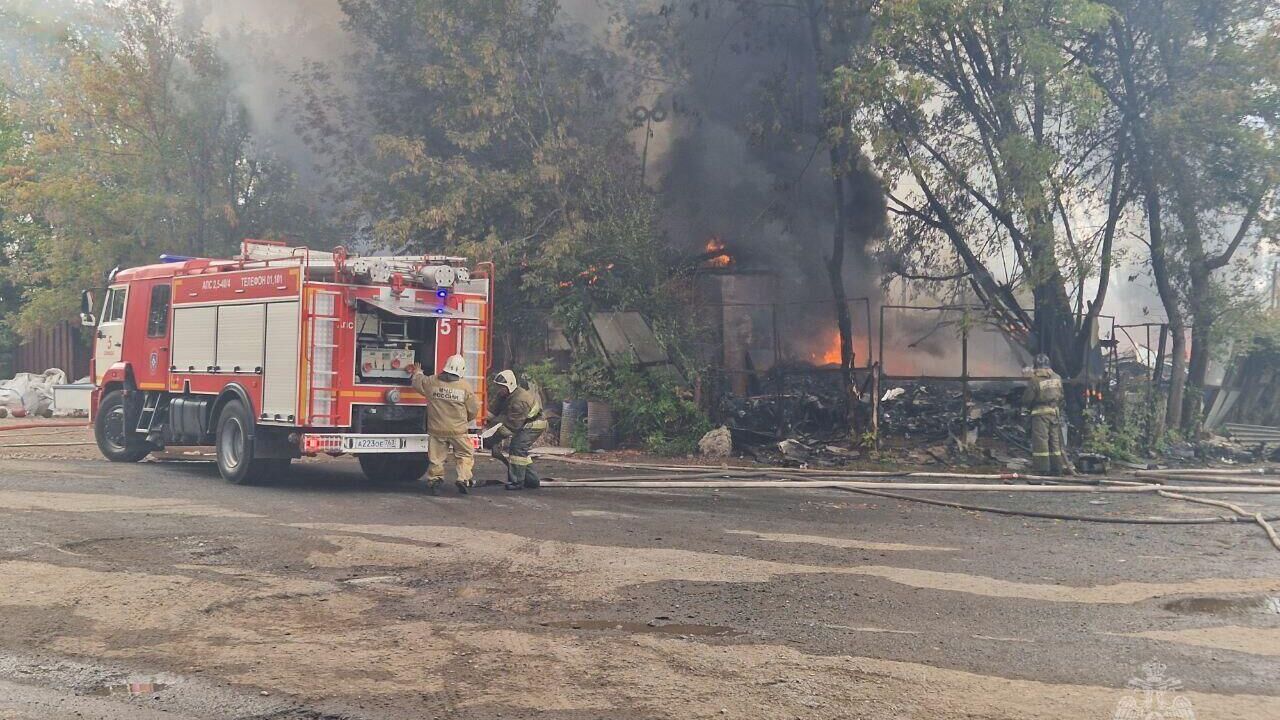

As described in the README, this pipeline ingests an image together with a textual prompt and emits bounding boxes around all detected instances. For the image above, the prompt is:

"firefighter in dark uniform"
[486,369,547,490]
[1022,353,1071,475]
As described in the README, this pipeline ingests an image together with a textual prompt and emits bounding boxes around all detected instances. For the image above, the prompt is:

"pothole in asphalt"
[542,620,740,637]
[61,535,236,564]
[1162,595,1280,616]
[88,680,169,697]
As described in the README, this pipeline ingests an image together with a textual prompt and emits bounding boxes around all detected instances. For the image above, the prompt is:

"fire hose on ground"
[0,422,89,433]
[533,456,1280,552]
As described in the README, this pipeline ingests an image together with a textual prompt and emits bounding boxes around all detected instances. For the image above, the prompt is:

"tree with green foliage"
[841,0,1132,383]
[521,162,709,454]
[301,0,710,451]
[305,0,641,343]
[0,99,24,374]
[1075,0,1279,434]
[0,0,317,333]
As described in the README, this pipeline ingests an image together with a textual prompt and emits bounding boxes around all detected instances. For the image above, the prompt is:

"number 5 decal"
[440,318,453,335]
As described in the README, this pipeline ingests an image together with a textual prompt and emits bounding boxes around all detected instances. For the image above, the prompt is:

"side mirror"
[80,312,97,327]
[80,289,95,315]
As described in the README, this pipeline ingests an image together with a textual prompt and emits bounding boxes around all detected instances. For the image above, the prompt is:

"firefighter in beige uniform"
[1022,353,1069,476]
[408,355,480,494]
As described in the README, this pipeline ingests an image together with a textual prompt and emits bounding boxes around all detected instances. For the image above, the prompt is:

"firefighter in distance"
[1022,353,1072,476]
[408,354,480,494]
[486,370,547,491]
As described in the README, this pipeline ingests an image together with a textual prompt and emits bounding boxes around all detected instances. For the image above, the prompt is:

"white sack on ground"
[0,369,68,416]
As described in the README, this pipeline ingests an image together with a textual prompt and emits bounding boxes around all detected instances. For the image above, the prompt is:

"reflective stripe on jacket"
[490,386,545,433]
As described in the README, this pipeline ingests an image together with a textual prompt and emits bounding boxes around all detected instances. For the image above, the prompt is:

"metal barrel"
[560,399,586,447]
[586,400,615,450]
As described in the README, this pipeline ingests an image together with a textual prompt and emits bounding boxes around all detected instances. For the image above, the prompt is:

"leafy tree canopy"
[0,0,320,333]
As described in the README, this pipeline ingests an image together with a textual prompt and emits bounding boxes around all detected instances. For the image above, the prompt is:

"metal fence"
[691,291,874,437]
[878,305,1117,382]
[1111,322,1190,384]
[869,305,1119,448]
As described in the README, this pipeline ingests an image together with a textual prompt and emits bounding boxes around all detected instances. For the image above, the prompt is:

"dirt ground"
[1,421,1279,719]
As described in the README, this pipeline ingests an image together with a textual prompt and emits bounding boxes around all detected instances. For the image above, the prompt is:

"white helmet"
[442,354,467,376]
[494,369,518,392]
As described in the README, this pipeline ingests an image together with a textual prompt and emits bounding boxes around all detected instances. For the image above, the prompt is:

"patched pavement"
[0,447,1278,719]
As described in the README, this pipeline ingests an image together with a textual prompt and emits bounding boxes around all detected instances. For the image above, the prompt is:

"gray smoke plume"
[640,6,838,278]
[172,0,879,312]
[613,2,888,365]
[175,0,353,184]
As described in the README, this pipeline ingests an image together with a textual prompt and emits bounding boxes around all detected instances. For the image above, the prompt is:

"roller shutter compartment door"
[262,302,301,420]
[171,306,217,372]
[216,304,267,373]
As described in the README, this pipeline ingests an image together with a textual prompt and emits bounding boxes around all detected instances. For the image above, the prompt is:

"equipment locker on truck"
[80,240,493,484]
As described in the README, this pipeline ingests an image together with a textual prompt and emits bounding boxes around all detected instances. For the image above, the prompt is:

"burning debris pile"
[878,381,1029,449]
[875,381,1039,468]
[693,235,1027,466]
[717,369,849,445]
[714,374,1034,467]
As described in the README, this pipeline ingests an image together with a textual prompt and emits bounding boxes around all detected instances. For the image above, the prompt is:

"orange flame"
[560,263,617,289]
[704,237,733,268]
[812,329,842,366]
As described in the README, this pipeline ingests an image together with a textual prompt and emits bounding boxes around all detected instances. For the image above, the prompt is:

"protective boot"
[455,478,470,495]
[426,477,443,496]
[523,466,541,489]
[504,463,526,491]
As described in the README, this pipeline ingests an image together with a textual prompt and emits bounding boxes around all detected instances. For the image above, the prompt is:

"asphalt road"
[1,448,1279,719]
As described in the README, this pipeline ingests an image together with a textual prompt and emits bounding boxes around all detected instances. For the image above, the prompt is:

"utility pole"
[632,104,667,188]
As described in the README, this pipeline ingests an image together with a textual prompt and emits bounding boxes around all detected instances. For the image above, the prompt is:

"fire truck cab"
[83,240,493,484]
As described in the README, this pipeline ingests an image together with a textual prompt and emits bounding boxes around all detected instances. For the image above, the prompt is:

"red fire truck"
[81,240,493,484]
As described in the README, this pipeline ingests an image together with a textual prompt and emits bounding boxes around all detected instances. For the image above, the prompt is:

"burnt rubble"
[878,381,1028,447]
[716,367,850,440]
[712,366,1274,469]
[714,370,1034,467]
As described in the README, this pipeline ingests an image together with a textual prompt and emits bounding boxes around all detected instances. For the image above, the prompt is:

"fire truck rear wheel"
[94,390,152,462]
[215,398,272,485]
[358,453,429,485]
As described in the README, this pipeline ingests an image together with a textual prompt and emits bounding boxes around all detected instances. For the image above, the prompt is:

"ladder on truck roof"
[239,240,468,274]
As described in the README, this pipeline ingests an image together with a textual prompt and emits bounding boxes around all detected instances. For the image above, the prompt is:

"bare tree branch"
[1206,188,1267,270]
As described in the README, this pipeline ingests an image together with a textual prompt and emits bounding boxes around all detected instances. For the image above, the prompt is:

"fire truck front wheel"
[94,390,152,463]
[215,399,273,485]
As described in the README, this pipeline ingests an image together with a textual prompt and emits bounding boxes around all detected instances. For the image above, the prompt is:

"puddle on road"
[1162,595,1280,616]
[543,620,739,637]
[88,681,169,697]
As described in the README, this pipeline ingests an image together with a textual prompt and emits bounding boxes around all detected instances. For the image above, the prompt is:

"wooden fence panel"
[13,322,90,381]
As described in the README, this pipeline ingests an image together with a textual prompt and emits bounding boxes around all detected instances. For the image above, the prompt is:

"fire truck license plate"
[344,437,406,451]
